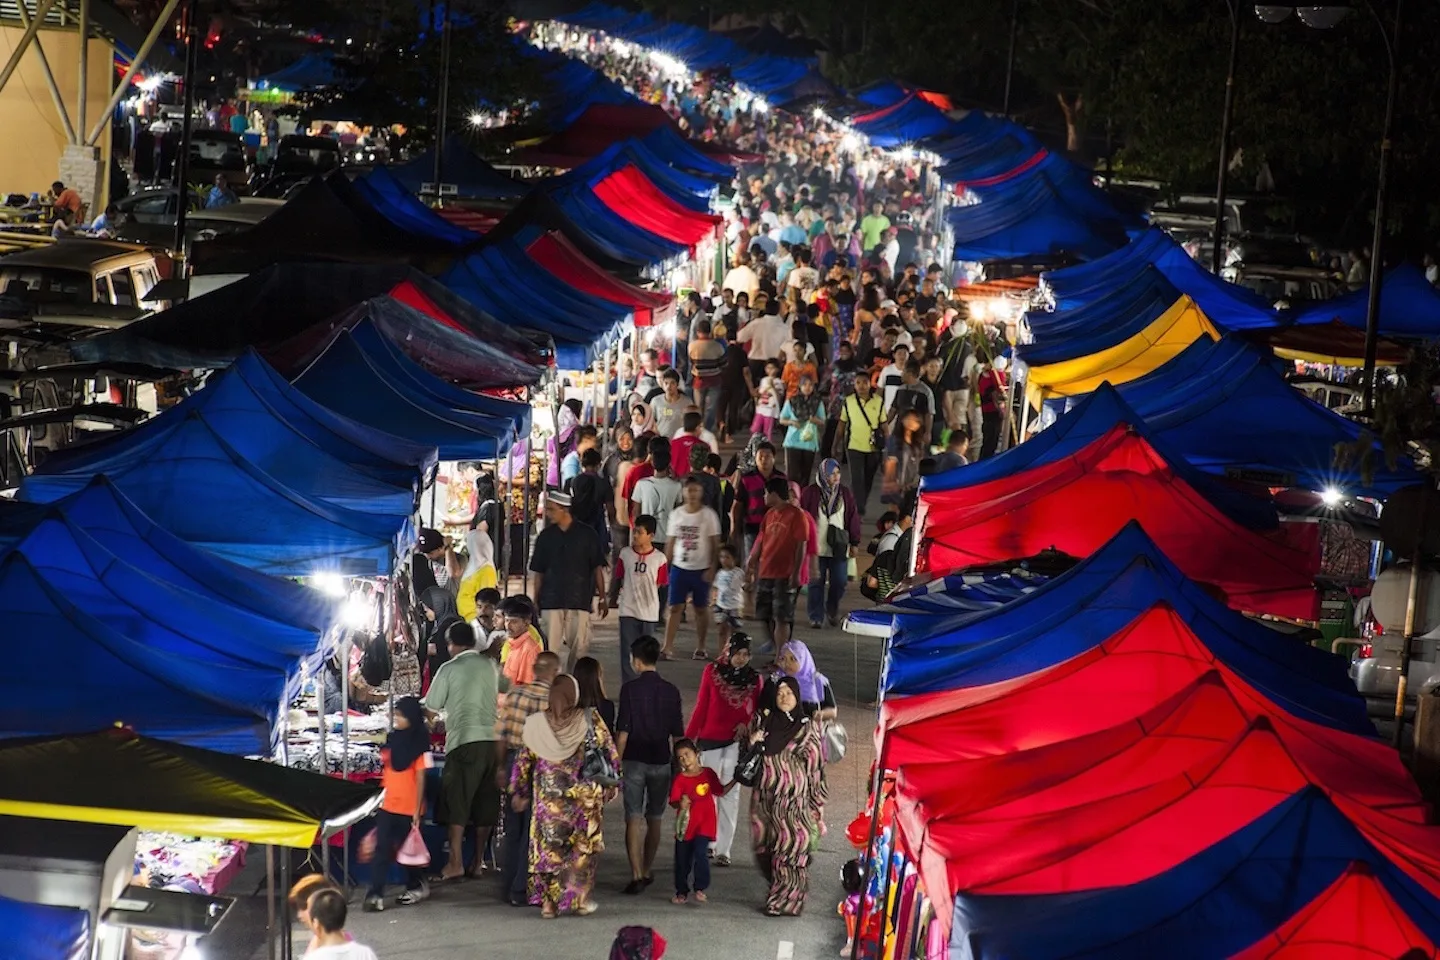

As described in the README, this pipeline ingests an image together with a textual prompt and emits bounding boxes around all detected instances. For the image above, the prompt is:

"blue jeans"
[675,836,712,896]
[807,553,850,624]
[696,385,721,432]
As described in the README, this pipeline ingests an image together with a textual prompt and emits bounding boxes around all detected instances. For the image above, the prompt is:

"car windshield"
[190,136,245,170]
[0,266,91,305]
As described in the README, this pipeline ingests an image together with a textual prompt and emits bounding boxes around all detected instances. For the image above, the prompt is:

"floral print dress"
[749,716,828,916]
[509,710,621,913]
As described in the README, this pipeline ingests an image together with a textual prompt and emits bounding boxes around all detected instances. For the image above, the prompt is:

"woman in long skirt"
[748,676,828,916]
[510,674,620,918]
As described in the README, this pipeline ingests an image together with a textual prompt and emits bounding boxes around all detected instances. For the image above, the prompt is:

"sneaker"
[362,896,385,913]
[397,883,430,906]
[808,620,823,629]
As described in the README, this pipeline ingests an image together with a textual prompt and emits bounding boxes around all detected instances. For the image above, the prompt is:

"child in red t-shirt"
[669,738,731,904]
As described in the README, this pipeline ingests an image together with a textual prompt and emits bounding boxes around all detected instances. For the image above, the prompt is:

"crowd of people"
[278,24,1035,959]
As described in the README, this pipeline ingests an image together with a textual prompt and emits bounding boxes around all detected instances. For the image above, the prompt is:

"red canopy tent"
[1230,864,1439,959]
[525,229,675,327]
[918,424,1321,619]
[884,607,1439,938]
[590,164,722,249]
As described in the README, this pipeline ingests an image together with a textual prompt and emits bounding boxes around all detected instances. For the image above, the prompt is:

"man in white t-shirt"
[632,448,683,553]
[877,342,911,416]
[737,308,793,385]
[721,252,760,302]
[304,888,379,960]
[662,476,722,661]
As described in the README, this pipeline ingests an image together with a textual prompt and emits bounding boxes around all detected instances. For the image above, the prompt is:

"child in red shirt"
[669,738,730,904]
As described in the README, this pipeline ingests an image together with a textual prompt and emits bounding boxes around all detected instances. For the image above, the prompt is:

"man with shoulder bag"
[833,376,885,517]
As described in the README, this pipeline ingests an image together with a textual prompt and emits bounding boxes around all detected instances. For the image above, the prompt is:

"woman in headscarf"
[362,697,432,911]
[609,926,668,960]
[746,676,827,917]
[509,673,620,918]
[778,373,825,484]
[799,459,863,628]
[547,403,581,489]
[684,633,765,866]
[629,401,657,445]
[417,587,461,693]
[456,498,498,623]
[776,639,837,720]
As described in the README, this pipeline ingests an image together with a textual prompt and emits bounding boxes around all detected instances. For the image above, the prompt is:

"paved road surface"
[213,578,885,960]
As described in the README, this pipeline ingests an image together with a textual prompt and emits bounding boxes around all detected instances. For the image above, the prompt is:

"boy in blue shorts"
[663,477,723,660]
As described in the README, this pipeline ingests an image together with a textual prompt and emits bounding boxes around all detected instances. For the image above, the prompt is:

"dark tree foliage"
[648,0,1440,250]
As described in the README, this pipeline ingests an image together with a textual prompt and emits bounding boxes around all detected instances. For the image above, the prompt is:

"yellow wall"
[0,24,114,203]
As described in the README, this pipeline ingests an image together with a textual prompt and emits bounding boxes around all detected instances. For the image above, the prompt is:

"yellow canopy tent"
[0,729,381,848]
[1024,295,1222,406]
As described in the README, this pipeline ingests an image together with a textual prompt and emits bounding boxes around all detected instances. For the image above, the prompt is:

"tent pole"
[850,735,888,960]
[521,386,533,596]
[341,631,352,894]
[494,454,506,597]
[318,652,329,882]
[279,849,293,960]
[1001,359,1020,452]
[265,844,277,960]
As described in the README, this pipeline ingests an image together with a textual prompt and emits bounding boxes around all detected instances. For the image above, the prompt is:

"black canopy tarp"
[188,177,467,275]
[0,729,380,847]
[389,136,526,201]
[71,262,547,377]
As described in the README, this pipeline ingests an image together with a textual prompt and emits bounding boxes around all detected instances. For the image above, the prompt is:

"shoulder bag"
[735,741,764,787]
[578,709,621,786]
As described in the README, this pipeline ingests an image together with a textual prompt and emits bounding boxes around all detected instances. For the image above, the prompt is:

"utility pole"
[172,0,201,269]
[431,1,453,201]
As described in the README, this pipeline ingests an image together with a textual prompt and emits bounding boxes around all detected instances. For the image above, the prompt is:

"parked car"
[250,134,341,195]
[1350,635,1440,699]
[0,239,164,310]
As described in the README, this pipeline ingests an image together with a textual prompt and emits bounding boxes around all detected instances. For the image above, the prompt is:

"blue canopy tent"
[1291,263,1440,338]
[441,244,630,368]
[1040,228,1278,329]
[345,321,531,439]
[32,359,422,519]
[549,140,719,212]
[846,570,1046,637]
[851,93,955,148]
[0,505,316,672]
[0,895,88,960]
[21,418,408,578]
[1021,268,1181,349]
[948,790,1440,960]
[291,330,519,460]
[948,155,1142,262]
[37,476,332,633]
[354,167,481,246]
[641,126,735,180]
[545,181,691,272]
[924,377,1405,507]
[0,548,286,753]
[1101,336,1417,496]
[387,136,526,201]
[882,522,1370,735]
[254,53,336,92]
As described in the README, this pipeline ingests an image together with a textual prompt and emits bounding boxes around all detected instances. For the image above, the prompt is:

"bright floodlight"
[753,97,769,113]
[468,112,485,126]
[1253,4,1294,22]
[311,572,346,597]
[812,107,826,121]
[1296,4,1352,28]
[897,145,915,162]
[137,75,164,93]
[1320,487,1344,507]
[343,592,373,630]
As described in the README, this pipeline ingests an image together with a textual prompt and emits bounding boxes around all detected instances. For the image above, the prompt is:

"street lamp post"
[1255,1,1403,417]
[1212,0,1241,275]
[1002,0,1020,117]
